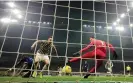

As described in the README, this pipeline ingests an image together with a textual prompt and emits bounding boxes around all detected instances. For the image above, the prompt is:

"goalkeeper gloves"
[113,51,118,59]
[73,51,80,56]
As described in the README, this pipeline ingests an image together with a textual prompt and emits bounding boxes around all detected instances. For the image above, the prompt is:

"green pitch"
[0,76,133,82]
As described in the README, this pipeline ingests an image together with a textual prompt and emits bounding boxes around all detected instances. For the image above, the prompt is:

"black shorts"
[127,70,130,73]
[82,68,88,72]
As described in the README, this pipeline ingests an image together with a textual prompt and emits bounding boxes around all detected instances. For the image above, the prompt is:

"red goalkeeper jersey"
[80,39,115,54]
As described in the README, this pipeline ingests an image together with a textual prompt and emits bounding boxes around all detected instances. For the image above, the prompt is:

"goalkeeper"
[105,60,113,74]
[31,36,58,78]
[67,37,118,78]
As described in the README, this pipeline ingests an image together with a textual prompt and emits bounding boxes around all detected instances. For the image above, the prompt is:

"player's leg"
[108,67,112,73]
[22,64,32,78]
[84,59,103,78]
[127,70,130,76]
[67,51,95,76]
[107,67,113,76]
[69,51,94,62]
[17,62,28,76]
[39,55,50,78]
[12,59,24,76]
[32,53,41,77]
[32,61,40,77]
[84,49,106,78]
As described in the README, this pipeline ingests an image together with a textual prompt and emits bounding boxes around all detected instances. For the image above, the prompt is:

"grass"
[0,76,133,82]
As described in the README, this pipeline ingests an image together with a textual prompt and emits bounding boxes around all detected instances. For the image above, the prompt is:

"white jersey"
[105,61,113,69]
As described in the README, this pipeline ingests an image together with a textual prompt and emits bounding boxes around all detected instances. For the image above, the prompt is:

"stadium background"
[0,1,133,75]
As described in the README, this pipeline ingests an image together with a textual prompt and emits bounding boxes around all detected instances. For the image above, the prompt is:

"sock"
[39,72,43,78]
[39,64,47,78]
[41,64,47,72]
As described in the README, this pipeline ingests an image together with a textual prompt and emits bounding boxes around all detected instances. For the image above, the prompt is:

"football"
[62,65,72,73]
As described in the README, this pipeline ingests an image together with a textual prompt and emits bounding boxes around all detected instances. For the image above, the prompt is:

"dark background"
[0,1,133,74]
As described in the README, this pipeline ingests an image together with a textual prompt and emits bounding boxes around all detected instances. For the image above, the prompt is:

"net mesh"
[0,0,133,82]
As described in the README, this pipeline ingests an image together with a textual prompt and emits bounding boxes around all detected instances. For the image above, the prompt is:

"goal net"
[0,0,133,82]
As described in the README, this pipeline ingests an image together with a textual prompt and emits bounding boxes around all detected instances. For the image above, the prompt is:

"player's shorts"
[107,68,112,72]
[35,52,49,62]
[126,70,130,73]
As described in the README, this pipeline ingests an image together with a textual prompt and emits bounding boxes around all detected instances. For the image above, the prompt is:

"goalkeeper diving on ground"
[67,37,118,78]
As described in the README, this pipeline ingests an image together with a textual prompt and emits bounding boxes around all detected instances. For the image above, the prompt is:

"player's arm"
[82,64,84,70]
[16,58,25,67]
[111,61,113,67]
[80,41,94,53]
[31,40,46,49]
[73,42,94,56]
[8,58,25,71]
[106,43,118,59]
[52,44,58,57]
[105,62,108,69]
